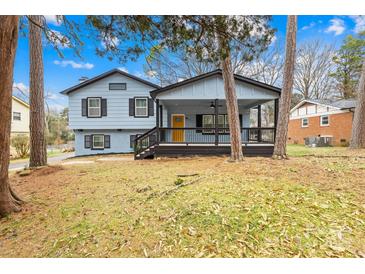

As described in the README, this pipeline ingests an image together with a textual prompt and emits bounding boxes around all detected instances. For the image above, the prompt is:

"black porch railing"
[134,127,276,157]
[134,127,158,156]
[158,127,275,144]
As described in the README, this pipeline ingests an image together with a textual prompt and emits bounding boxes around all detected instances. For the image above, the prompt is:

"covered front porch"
[134,98,279,159]
[157,98,278,144]
[134,70,281,159]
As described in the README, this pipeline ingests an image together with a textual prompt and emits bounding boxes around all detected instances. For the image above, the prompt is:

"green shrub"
[11,134,30,158]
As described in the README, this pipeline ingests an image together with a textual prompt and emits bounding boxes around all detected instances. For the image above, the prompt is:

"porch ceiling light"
[210,102,215,109]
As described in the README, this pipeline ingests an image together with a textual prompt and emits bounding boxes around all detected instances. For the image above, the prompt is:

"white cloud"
[44,15,61,26]
[325,18,345,36]
[13,82,29,93]
[53,60,94,70]
[349,15,365,33]
[118,67,129,73]
[301,22,316,31]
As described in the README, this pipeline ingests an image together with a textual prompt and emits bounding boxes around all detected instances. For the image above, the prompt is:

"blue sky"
[13,15,365,110]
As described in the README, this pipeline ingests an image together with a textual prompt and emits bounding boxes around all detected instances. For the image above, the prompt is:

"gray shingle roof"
[307,98,357,109]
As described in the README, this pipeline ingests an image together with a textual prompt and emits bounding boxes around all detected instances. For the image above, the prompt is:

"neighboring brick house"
[288,99,356,146]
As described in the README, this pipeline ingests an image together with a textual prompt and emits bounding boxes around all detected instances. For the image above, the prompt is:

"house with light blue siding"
[61,68,281,159]
[61,69,160,156]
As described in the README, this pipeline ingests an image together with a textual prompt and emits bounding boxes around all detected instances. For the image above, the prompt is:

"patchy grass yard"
[1,146,365,258]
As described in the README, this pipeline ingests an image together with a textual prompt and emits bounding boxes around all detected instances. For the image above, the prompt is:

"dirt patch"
[33,165,64,176]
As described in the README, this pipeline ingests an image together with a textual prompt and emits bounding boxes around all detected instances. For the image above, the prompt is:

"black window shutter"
[130,135,136,148]
[84,135,91,148]
[82,99,87,116]
[148,98,154,116]
[129,98,135,116]
[101,99,107,116]
[239,114,243,128]
[104,135,110,148]
[196,114,202,133]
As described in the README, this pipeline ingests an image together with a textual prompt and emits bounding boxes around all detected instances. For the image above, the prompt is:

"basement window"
[92,135,104,149]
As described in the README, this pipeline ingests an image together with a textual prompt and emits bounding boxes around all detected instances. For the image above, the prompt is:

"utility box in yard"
[304,136,332,147]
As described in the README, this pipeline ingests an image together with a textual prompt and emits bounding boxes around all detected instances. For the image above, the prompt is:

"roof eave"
[60,69,160,95]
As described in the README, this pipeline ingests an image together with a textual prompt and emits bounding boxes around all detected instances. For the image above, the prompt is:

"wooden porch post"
[257,104,262,142]
[214,98,219,146]
[274,99,279,141]
[156,99,160,144]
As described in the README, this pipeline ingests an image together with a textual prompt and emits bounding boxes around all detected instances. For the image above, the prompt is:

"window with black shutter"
[196,115,203,133]
[129,98,135,116]
[130,97,154,117]
[101,99,107,116]
[84,135,91,148]
[148,98,154,116]
[82,99,87,116]
[104,135,111,148]
[130,135,136,148]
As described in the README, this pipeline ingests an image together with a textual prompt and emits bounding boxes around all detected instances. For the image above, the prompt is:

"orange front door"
[172,115,185,142]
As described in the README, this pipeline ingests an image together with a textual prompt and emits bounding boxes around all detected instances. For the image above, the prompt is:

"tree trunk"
[29,15,47,167]
[273,15,297,159]
[0,16,23,217]
[218,36,243,161]
[350,59,365,148]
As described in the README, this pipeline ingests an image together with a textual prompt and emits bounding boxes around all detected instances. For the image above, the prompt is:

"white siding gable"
[155,75,279,100]
[67,73,156,130]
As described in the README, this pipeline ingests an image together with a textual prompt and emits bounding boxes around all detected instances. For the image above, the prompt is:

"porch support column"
[257,104,262,142]
[214,98,219,146]
[155,99,160,144]
[274,99,279,142]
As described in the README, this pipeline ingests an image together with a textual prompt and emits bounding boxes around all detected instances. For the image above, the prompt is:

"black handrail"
[134,126,276,159]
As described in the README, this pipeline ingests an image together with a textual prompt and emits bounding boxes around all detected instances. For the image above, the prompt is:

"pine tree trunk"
[273,15,297,159]
[219,37,243,161]
[350,59,365,148]
[29,15,47,167]
[0,16,23,217]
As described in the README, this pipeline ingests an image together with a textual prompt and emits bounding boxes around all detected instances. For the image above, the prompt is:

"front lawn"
[1,148,365,258]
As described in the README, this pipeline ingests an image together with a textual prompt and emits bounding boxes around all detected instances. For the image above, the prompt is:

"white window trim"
[88,98,101,117]
[13,112,21,121]
[301,118,309,128]
[135,98,148,117]
[320,115,330,127]
[92,135,104,149]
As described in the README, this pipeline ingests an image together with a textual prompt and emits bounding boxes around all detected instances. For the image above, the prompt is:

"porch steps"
[135,145,156,160]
